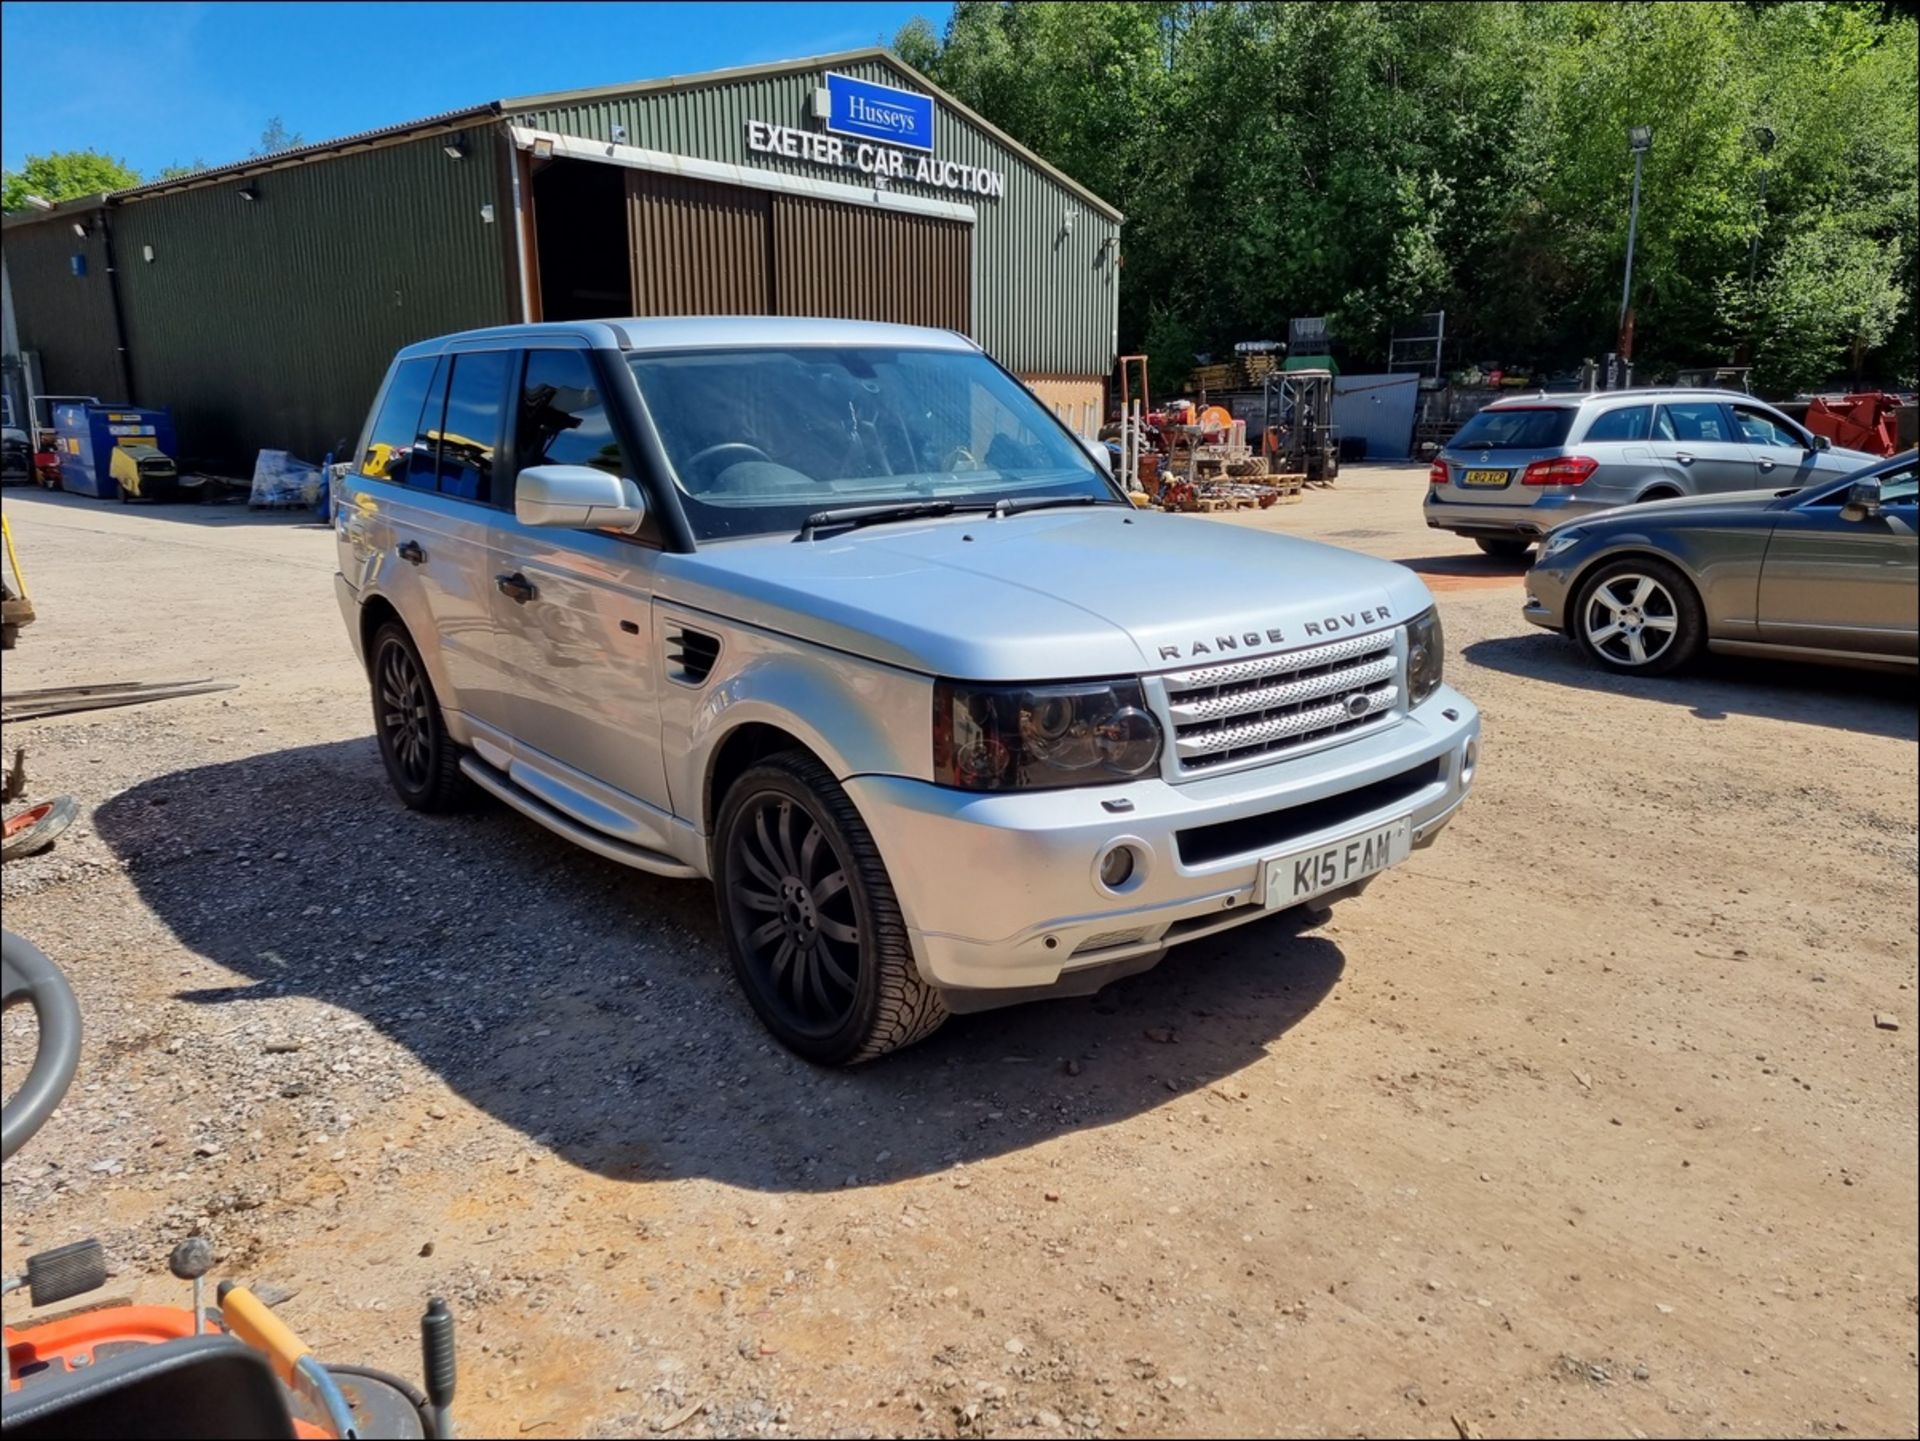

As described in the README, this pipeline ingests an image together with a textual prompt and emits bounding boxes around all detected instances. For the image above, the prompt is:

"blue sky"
[1,1,952,178]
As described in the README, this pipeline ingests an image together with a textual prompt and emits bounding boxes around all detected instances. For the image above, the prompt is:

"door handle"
[396,539,426,565]
[495,572,537,605]
[1674,451,1695,465]
[1756,459,1776,472]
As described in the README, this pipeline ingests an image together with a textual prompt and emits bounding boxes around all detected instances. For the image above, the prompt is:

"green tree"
[156,158,209,179]
[252,116,305,156]
[1,150,141,211]
[898,1,1918,389]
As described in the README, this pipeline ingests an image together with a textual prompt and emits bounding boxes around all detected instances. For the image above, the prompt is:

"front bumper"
[847,686,1479,998]
[1424,488,1607,539]
[1521,554,1579,632]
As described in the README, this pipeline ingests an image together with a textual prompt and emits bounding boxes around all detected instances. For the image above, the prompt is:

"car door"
[1651,400,1757,495]
[487,346,677,850]
[1727,400,1823,491]
[1757,463,1919,657]
[353,351,516,735]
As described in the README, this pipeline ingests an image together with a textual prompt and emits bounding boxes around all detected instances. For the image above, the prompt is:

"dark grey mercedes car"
[1523,450,1917,675]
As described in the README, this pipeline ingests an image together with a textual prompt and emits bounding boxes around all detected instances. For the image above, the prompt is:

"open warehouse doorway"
[525,154,968,330]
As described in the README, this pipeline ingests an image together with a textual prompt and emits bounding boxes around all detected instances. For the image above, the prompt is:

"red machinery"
[1804,393,1904,458]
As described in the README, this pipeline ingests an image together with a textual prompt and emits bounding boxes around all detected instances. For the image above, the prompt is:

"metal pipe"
[1618,148,1644,339]
[97,207,136,404]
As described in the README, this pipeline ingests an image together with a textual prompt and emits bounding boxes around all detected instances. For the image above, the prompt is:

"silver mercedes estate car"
[335,318,1478,1063]
[1425,388,1880,559]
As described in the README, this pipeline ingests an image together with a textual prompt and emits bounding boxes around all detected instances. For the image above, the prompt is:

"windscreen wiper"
[990,494,1116,517]
[798,500,991,541]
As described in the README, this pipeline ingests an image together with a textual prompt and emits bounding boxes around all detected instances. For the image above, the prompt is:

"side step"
[458,755,700,880]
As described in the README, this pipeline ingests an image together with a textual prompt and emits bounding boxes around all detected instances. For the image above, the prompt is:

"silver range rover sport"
[334,318,1479,1063]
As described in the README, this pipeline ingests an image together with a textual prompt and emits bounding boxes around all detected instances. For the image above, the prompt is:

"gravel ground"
[2,474,1915,1438]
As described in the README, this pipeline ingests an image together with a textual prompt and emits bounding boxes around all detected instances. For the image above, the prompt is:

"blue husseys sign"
[824,72,933,153]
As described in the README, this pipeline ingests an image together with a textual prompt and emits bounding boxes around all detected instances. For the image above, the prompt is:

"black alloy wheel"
[369,621,472,812]
[715,752,947,1065]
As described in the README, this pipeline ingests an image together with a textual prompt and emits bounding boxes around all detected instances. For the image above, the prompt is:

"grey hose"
[2,930,82,1161]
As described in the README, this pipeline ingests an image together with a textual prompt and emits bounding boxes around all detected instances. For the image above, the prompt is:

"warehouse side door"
[770,196,970,331]
[626,171,773,316]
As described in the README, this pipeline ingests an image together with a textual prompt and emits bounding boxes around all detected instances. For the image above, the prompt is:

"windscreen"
[1451,407,1576,450]
[627,346,1115,540]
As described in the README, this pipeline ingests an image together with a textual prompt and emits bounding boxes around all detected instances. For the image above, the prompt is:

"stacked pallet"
[1239,352,1279,386]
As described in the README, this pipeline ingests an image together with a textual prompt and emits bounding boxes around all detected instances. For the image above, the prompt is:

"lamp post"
[1617,124,1653,379]
[1747,125,1776,290]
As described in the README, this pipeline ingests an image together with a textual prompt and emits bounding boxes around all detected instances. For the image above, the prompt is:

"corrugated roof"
[4,48,1120,226]
[3,103,499,225]
[504,48,1122,222]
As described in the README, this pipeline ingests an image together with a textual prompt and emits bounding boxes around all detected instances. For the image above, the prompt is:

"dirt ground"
[3,468,1915,1439]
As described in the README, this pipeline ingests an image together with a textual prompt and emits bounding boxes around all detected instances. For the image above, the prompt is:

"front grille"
[1160,631,1399,773]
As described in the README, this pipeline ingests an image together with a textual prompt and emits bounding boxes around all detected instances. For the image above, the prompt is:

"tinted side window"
[1583,405,1651,442]
[409,357,450,490]
[1729,404,1801,449]
[516,351,623,478]
[359,358,435,482]
[436,351,511,503]
[1655,402,1730,443]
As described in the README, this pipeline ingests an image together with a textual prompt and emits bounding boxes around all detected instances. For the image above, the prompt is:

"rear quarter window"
[359,359,435,482]
[1581,406,1651,443]
[1450,407,1575,449]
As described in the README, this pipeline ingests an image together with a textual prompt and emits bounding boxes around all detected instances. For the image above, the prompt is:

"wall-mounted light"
[238,184,259,202]
[479,203,495,224]
[71,220,88,238]
[143,244,155,263]
[531,135,555,160]
[610,123,627,145]
[443,137,468,160]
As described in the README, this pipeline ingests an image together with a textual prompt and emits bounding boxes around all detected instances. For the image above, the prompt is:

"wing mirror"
[1808,434,1832,453]
[515,465,646,533]
[1077,432,1115,476]
[1839,479,1882,523]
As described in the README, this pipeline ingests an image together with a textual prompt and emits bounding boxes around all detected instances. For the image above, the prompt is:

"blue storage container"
[53,404,179,499]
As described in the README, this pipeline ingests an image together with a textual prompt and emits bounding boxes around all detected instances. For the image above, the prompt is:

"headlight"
[933,679,1163,791]
[1406,608,1445,707]
[1540,529,1585,560]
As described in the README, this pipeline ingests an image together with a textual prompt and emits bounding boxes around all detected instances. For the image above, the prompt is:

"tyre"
[1571,557,1705,676]
[1475,537,1533,561]
[369,620,474,812]
[715,751,948,1065]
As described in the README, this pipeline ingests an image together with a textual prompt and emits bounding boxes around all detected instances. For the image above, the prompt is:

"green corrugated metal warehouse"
[1,49,1122,475]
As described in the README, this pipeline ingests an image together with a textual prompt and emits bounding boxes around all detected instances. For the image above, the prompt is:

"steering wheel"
[2,930,82,1162]
[683,442,772,486]
[943,446,978,472]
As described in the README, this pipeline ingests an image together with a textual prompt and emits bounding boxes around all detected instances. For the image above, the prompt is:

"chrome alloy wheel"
[1582,572,1680,668]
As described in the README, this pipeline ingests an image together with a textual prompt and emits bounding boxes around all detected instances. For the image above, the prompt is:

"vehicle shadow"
[1397,552,1530,580]
[1,483,321,530]
[93,740,1345,1193]
[1464,632,1918,740]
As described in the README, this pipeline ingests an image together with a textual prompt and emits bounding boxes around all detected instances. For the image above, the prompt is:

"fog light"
[1099,845,1136,890]
[1461,737,1478,783]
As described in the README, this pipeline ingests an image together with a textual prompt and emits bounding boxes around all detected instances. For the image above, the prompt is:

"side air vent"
[665,627,721,686]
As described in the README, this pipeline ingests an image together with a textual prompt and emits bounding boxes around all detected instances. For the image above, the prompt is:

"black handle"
[397,539,426,565]
[422,1296,457,1414]
[495,572,536,604]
